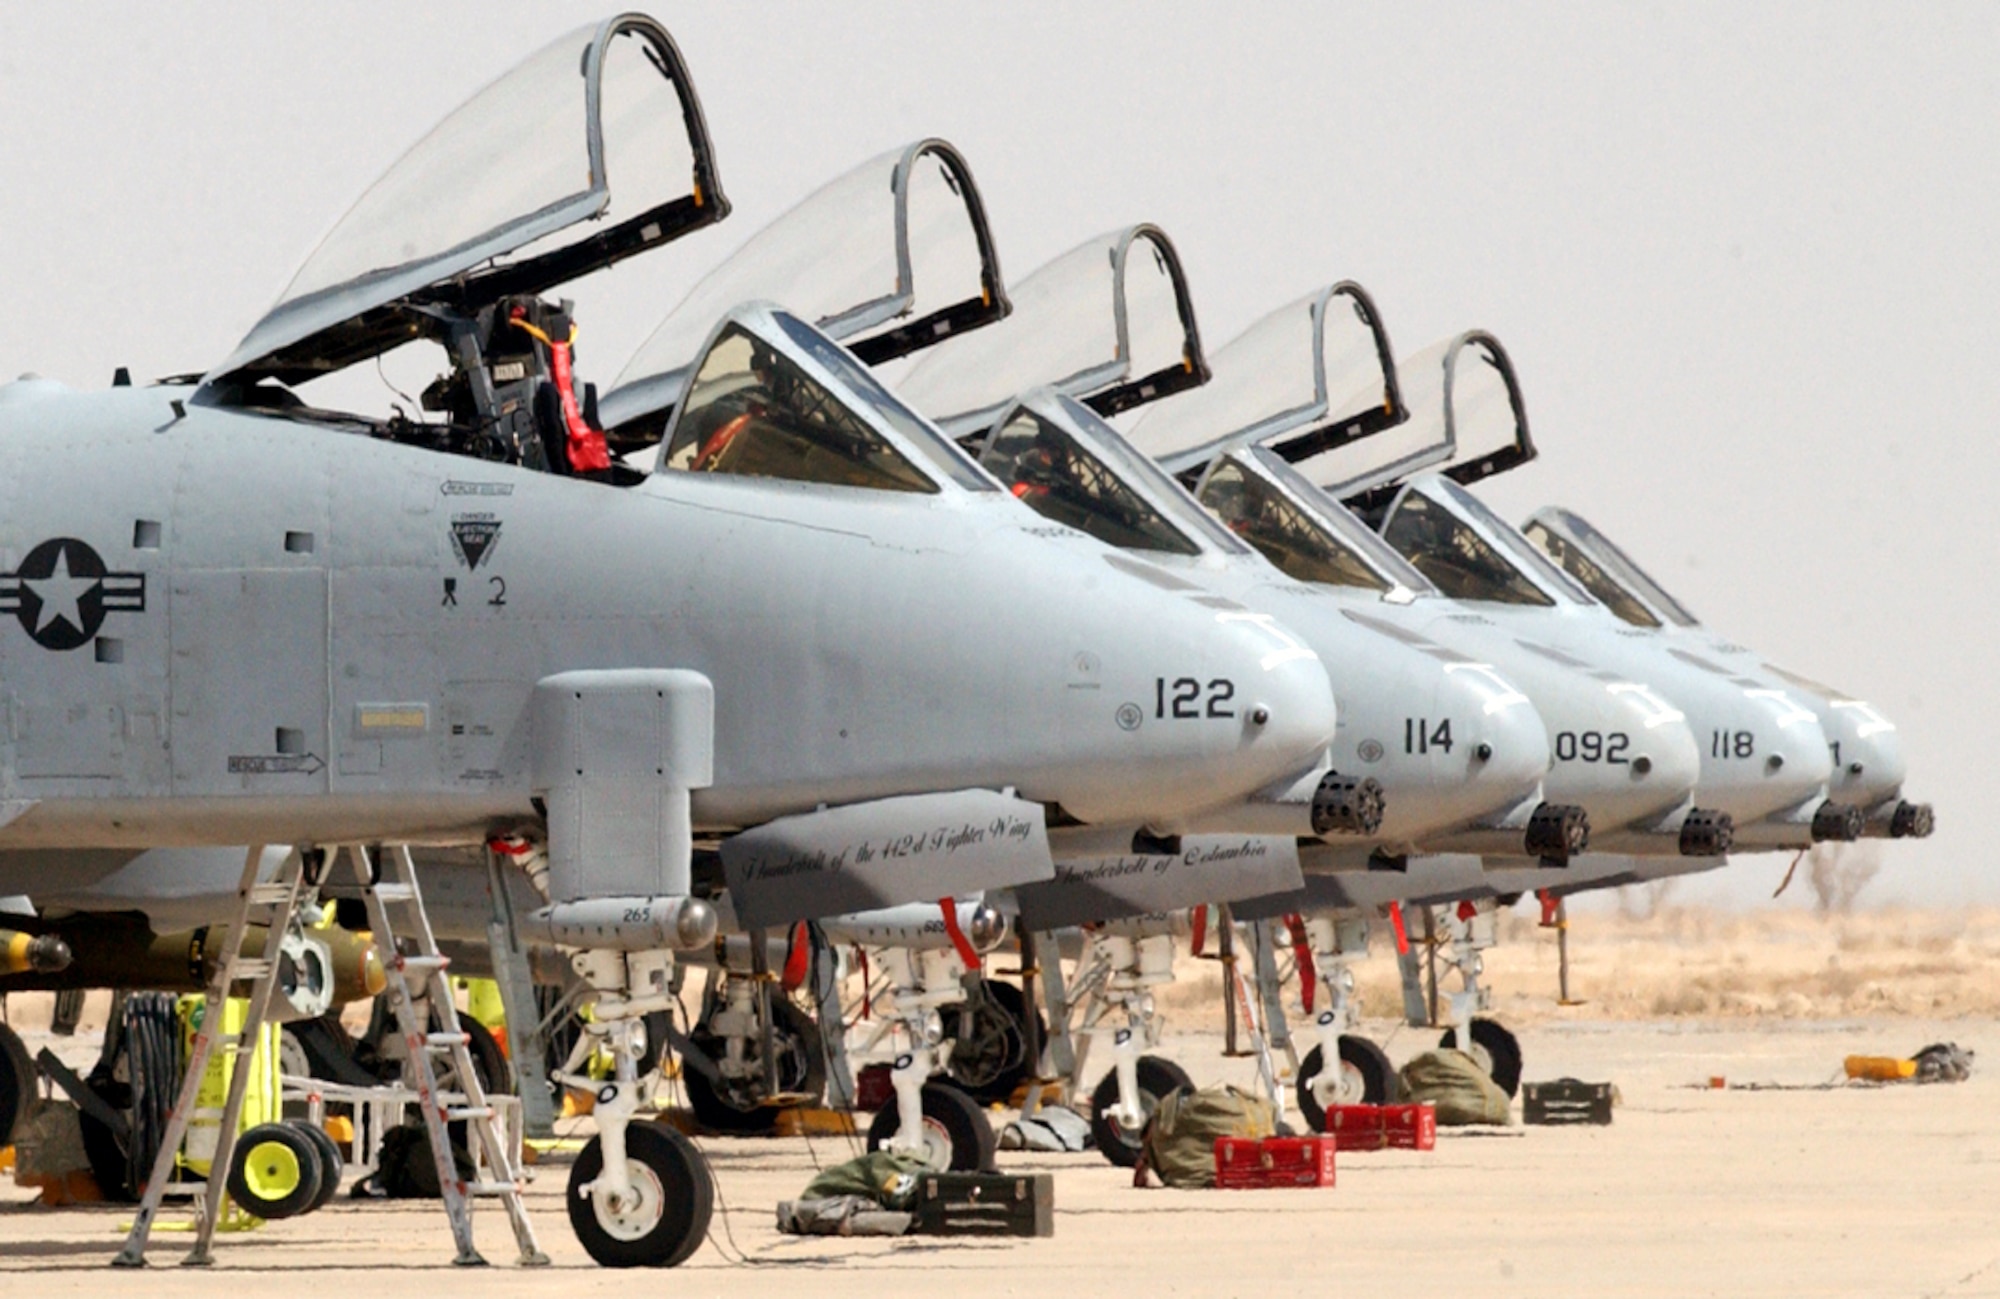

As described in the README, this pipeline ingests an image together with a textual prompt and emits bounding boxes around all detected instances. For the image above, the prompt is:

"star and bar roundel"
[0,538,147,652]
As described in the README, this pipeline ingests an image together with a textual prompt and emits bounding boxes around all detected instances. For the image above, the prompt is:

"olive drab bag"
[1136,1085,1276,1188]
[1398,1049,1512,1126]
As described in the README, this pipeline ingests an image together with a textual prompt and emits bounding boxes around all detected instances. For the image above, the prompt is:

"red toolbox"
[1328,1103,1436,1152]
[1213,1136,1337,1189]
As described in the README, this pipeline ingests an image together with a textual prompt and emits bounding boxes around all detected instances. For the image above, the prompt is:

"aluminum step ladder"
[114,843,547,1268]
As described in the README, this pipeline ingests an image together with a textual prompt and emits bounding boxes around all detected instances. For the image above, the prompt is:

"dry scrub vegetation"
[1154,905,2000,1029]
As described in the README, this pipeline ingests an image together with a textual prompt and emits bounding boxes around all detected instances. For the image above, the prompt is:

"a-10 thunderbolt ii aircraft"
[590,175,1390,1167]
[0,16,1345,1267]
[895,241,1757,1118]
[891,229,1686,1146]
[1516,510,1931,846]
[1124,296,1906,1108]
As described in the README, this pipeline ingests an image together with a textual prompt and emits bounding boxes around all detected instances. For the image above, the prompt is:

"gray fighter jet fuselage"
[0,310,1336,859]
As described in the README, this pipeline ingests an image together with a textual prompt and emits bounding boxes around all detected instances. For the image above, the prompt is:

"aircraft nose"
[1215,609,1342,776]
[1600,685,1703,825]
[1442,664,1550,798]
[1827,713,1905,806]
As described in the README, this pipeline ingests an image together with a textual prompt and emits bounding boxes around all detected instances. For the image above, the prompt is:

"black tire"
[288,1014,382,1087]
[1090,1054,1192,1169]
[566,1122,713,1268]
[227,1121,324,1220]
[1440,1017,1523,1098]
[865,1079,996,1172]
[77,992,181,1202]
[681,997,825,1135]
[945,980,1045,1106]
[1296,1035,1397,1131]
[289,1118,345,1212]
[452,1011,512,1097]
[0,1020,37,1145]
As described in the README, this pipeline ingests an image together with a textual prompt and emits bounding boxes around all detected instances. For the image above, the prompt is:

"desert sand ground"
[4,905,1997,1297]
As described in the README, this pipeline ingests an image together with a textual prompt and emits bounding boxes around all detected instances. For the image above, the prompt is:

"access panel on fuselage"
[168,569,330,797]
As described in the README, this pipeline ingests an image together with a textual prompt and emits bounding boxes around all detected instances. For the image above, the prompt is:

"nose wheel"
[1295,1034,1397,1130]
[865,1081,995,1172]
[567,1122,714,1268]
[1439,1017,1522,1097]
[1089,1054,1192,1168]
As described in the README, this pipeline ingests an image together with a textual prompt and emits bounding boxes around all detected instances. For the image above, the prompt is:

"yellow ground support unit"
[1844,1055,1919,1082]
[179,996,281,1177]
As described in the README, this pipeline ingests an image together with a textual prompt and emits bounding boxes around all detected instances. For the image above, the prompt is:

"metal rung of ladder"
[113,843,548,1270]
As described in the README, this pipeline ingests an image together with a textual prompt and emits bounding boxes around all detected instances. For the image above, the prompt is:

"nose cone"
[1363,660,1552,844]
[1824,702,1907,808]
[1703,695,1833,823]
[1442,662,1553,806]
[1540,682,1703,834]
[1052,591,1339,825]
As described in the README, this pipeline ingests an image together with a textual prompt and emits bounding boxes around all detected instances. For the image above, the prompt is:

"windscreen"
[1521,518,1661,627]
[980,408,1200,555]
[662,323,936,494]
[1051,394,1249,555]
[1430,479,1596,605]
[1199,458,1390,592]
[1248,449,1435,593]
[1530,508,1700,627]
[774,314,995,490]
[1381,489,1554,606]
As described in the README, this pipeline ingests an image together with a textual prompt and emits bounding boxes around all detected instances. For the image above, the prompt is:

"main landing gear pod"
[530,669,724,1266]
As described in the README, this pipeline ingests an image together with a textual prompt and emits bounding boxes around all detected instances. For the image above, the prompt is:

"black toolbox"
[909,1172,1054,1237]
[1522,1078,1614,1126]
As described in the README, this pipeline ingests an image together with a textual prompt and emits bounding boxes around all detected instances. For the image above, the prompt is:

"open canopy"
[1323,331,1534,510]
[1126,283,1402,477]
[204,13,726,392]
[599,138,1003,436]
[899,225,1205,436]
[655,302,998,496]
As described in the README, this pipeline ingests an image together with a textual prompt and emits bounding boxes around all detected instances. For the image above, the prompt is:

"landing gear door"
[1128,282,1404,479]
[602,139,1006,440]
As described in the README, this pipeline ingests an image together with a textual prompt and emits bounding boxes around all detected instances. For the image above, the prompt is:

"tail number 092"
[1555,730,1630,763]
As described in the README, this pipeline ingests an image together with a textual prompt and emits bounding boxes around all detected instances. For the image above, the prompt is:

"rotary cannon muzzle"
[1310,772,1386,837]
[1810,801,1866,843]
[1678,807,1734,856]
[1525,803,1591,866]
[1890,800,1934,838]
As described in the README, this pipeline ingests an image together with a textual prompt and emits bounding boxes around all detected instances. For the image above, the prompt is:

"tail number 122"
[1156,677,1236,719]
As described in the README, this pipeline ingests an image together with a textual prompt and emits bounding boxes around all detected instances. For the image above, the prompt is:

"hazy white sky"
[2,3,1992,908]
